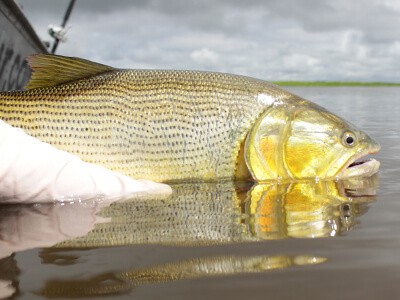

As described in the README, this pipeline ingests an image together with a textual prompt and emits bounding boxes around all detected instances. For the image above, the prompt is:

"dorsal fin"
[25,54,115,89]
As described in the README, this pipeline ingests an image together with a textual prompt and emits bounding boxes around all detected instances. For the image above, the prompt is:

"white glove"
[0,120,171,203]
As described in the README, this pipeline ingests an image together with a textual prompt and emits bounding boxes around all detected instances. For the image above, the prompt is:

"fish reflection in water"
[54,176,377,247]
[0,176,377,298]
[247,178,375,239]
[39,255,326,298]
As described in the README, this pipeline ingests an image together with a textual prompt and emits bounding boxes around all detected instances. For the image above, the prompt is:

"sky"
[16,0,400,82]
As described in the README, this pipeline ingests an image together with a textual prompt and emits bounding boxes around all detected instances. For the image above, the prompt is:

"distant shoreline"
[273,81,400,87]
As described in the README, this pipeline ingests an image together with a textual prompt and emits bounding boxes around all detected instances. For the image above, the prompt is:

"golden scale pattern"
[0,69,288,182]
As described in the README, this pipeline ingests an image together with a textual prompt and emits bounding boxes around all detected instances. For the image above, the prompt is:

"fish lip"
[337,145,381,179]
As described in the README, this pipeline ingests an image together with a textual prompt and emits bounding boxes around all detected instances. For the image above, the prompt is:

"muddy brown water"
[0,87,399,299]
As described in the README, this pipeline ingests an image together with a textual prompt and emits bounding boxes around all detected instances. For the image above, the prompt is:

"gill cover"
[244,105,293,181]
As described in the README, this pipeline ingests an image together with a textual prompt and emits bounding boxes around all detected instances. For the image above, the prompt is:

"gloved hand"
[0,120,171,203]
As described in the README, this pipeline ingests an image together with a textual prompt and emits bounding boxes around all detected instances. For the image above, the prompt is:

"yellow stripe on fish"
[0,55,380,182]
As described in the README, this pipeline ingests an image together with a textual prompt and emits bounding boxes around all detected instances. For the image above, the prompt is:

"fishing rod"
[49,0,76,54]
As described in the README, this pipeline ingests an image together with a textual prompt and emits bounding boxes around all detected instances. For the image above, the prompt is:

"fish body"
[0,55,380,182]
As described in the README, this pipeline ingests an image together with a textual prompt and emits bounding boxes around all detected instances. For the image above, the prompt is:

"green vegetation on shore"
[273,81,400,87]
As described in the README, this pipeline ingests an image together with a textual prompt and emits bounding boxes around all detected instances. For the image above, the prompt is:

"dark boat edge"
[0,0,48,91]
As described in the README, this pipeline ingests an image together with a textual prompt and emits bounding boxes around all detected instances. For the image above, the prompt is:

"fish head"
[244,97,380,181]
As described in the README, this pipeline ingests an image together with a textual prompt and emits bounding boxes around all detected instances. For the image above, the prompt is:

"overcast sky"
[16,0,400,82]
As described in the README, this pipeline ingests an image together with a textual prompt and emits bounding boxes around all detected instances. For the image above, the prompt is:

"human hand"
[0,120,171,203]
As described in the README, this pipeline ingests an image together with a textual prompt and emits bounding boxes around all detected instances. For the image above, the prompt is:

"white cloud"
[283,54,320,70]
[381,0,400,11]
[16,0,400,82]
[190,48,219,66]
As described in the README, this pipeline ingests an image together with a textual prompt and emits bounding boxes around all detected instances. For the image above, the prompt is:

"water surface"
[1,87,399,299]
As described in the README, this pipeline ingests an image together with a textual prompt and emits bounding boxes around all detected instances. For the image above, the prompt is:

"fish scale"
[0,57,289,182]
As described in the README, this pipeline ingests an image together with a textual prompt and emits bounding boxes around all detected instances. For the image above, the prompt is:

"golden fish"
[0,55,380,182]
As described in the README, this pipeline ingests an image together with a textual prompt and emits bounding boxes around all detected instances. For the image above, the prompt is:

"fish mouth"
[339,145,381,179]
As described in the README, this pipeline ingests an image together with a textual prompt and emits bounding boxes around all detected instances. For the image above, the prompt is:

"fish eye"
[342,131,357,147]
